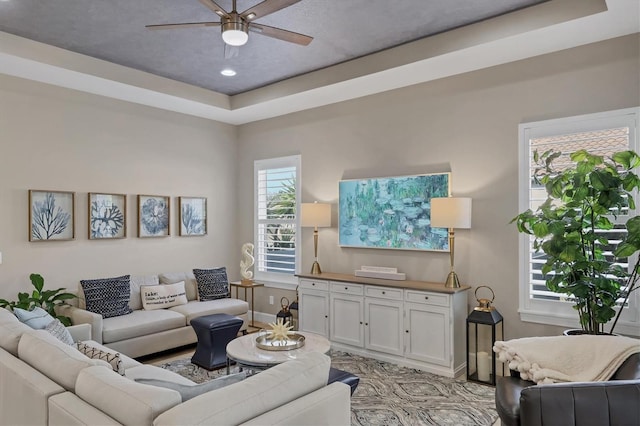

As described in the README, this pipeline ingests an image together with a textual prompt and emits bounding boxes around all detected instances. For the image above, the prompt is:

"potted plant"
[0,273,76,326]
[513,149,640,334]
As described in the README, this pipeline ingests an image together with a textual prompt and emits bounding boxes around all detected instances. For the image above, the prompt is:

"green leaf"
[571,150,589,162]
[30,274,44,293]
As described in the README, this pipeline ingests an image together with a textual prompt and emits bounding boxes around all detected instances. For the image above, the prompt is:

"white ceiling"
[0,0,638,125]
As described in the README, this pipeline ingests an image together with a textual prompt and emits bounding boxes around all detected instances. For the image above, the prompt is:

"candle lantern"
[276,297,294,327]
[467,286,503,386]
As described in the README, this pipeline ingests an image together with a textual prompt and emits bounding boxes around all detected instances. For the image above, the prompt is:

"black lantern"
[276,297,294,326]
[467,286,503,386]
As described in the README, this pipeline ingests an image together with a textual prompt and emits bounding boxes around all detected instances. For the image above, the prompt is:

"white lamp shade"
[430,197,472,229]
[301,203,331,228]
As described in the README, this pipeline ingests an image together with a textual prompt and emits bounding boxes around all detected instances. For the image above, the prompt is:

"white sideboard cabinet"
[297,272,470,378]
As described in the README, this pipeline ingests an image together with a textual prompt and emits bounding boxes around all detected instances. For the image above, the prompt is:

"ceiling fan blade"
[249,23,313,46]
[198,0,230,18]
[240,0,302,21]
[224,44,240,59]
[145,22,221,30]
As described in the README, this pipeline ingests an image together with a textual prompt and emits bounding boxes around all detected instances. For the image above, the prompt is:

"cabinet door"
[404,302,451,367]
[299,289,329,337]
[330,293,364,347]
[364,297,403,355]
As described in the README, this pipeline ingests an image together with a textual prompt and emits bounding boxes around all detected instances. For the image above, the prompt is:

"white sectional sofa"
[62,272,250,358]
[0,308,351,426]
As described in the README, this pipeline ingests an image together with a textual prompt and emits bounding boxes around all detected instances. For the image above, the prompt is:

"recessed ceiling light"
[221,69,236,77]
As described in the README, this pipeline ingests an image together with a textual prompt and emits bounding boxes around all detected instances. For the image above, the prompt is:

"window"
[518,108,639,336]
[254,155,301,286]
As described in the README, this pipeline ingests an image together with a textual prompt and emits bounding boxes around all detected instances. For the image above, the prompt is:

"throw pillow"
[80,275,132,318]
[76,341,124,375]
[13,307,55,329]
[45,318,74,345]
[141,282,188,310]
[135,371,247,401]
[193,267,230,301]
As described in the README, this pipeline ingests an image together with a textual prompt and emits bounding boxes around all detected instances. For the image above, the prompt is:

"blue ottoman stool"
[191,313,243,370]
[328,367,360,396]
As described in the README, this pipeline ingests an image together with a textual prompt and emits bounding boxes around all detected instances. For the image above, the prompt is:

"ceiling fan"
[146,0,313,51]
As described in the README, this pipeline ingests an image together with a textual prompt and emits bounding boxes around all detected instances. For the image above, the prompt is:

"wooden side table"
[229,281,264,328]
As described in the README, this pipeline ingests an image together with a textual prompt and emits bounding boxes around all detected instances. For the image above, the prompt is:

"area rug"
[159,351,498,426]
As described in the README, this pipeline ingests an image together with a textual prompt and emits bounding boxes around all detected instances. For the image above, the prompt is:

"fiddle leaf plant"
[513,149,640,334]
[0,273,76,326]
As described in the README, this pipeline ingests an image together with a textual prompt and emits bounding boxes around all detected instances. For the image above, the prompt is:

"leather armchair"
[495,353,640,426]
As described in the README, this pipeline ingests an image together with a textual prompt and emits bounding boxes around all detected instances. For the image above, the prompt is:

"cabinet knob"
[345,287,348,290]
[325,315,328,318]
[425,296,429,300]
[382,291,386,295]
[406,330,409,333]
[312,283,315,286]
[360,321,363,325]
[365,322,369,326]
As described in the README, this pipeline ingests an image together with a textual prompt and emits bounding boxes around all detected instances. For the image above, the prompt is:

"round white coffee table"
[226,331,330,373]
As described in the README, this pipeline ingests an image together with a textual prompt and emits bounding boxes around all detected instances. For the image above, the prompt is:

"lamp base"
[444,271,460,288]
[310,261,322,275]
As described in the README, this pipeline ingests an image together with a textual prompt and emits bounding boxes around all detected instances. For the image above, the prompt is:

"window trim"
[517,107,640,336]
[253,155,301,287]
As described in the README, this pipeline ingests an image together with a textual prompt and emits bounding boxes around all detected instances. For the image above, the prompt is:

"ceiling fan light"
[222,29,248,46]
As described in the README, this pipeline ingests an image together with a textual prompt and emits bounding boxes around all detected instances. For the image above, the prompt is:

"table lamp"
[430,197,472,288]
[301,202,331,274]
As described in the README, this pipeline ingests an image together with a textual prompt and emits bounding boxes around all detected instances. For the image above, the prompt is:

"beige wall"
[0,75,238,298]
[237,34,640,337]
[1,35,638,338]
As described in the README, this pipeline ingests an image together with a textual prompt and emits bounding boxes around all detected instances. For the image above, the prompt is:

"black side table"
[190,313,243,370]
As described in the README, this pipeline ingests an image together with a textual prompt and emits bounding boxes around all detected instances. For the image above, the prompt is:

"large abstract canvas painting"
[339,173,450,251]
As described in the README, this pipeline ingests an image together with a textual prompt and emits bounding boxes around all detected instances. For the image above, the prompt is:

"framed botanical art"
[179,197,207,236]
[89,193,126,239]
[138,195,170,237]
[29,190,75,241]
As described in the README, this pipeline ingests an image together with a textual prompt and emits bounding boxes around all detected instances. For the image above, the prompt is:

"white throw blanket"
[493,335,640,384]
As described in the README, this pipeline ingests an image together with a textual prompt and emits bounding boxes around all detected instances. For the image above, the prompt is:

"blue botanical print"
[141,198,168,235]
[91,200,124,238]
[181,203,203,235]
[32,193,70,240]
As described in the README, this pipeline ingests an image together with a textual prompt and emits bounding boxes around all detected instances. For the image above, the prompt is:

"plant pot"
[563,329,617,336]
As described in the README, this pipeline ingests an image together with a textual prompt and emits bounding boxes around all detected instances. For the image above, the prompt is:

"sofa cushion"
[13,306,54,329]
[102,309,186,344]
[153,352,331,426]
[80,275,133,318]
[129,275,160,311]
[193,267,230,301]
[141,282,188,310]
[18,330,111,392]
[159,272,198,302]
[45,318,75,345]
[125,364,196,385]
[80,340,141,370]
[76,341,124,375]
[0,317,32,356]
[0,307,18,323]
[168,299,249,325]
[76,366,181,426]
[135,371,247,402]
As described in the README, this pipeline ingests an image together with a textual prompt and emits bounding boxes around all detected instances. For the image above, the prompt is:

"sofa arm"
[67,323,92,342]
[58,306,103,343]
[520,380,640,426]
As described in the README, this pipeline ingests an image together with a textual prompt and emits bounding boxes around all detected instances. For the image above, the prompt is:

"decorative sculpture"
[240,242,255,284]
[267,317,295,342]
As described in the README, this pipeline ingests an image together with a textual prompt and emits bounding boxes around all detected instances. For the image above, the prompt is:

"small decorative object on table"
[255,318,305,351]
[240,242,255,284]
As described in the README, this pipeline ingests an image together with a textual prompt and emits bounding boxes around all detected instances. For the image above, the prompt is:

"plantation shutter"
[255,156,300,278]
[526,127,632,302]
